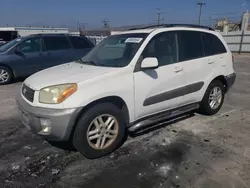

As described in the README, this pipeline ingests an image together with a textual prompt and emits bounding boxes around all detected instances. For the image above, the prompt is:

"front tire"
[0,66,12,85]
[73,103,126,159]
[198,80,225,115]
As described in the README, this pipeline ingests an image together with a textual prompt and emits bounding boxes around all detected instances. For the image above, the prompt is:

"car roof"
[28,33,85,37]
[113,24,216,35]
[11,34,89,43]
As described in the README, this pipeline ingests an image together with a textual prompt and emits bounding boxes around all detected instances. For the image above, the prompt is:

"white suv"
[16,24,236,159]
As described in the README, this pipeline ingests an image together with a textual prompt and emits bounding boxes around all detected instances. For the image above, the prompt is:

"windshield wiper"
[77,59,98,66]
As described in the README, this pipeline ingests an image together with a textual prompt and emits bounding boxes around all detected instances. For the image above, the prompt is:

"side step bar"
[128,103,199,132]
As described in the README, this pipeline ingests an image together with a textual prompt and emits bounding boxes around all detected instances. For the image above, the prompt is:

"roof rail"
[128,24,214,31]
[30,33,68,36]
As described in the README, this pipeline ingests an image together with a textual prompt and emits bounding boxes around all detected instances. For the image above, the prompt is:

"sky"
[1,0,249,30]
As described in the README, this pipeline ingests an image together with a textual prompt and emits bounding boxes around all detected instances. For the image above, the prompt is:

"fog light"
[40,118,51,133]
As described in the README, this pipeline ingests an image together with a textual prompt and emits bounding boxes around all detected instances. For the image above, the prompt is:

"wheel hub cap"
[209,86,222,109]
[0,69,9,83]
[87,114,119,150]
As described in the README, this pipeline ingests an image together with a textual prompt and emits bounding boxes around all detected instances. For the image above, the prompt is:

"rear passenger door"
[69,36,93,59]
[176,30,207,104]
[42,36,75,68]
[202,32,228,68]
[178,30,227,104]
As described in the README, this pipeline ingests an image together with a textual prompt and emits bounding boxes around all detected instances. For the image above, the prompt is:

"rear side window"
[43,36,71,51]
[178,31,204,61]
[70,36,92,49]
[202,33,227,56]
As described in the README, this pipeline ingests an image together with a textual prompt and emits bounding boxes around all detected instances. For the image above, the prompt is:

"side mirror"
[141,57,159,69]
[13,47,23,55]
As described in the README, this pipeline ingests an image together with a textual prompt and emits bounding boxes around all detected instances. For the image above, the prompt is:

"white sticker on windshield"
[16,39,21,41]
[125,38,143,43]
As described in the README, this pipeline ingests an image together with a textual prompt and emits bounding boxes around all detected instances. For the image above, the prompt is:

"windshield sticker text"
[125,38,143,43]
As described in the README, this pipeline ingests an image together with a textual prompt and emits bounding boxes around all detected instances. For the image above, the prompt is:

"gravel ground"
[0,55,250,188]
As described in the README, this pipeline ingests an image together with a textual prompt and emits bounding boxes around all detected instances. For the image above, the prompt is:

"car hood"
[25,62,119,90]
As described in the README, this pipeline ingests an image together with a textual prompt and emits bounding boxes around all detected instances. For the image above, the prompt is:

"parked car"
[0,34,94,84]
[16,24,236,159]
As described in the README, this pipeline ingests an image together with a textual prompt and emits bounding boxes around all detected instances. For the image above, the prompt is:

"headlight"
[39,83,77,104]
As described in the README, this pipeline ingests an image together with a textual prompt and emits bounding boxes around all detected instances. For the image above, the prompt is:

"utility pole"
[156,8,164,26]
[161,17,165,25]
[197,1,206,25]
[157,10,161,26]
[77,21,81,31]
[82,24,85,31]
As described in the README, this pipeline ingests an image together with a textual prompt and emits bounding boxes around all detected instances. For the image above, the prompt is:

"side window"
[178,31,204,61]
[43,36,71,51]
[70,36,92,49]
[142,32,178,66]
[203,33,227,56]
[18,38,41,53]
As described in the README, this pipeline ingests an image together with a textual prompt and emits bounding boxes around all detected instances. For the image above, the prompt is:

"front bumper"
[225,73,236,92]
[16,93,80,141]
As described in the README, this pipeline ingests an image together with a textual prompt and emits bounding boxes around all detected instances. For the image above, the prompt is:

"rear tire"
[0,66,13,85]
[73,103,127,159]
[198,80,225,115]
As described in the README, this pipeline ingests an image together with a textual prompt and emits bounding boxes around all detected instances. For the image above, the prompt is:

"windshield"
[79,33,148,67]
[0,38,22,52]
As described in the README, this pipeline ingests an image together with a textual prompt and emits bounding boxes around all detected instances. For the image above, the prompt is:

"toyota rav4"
[16,24,236,159]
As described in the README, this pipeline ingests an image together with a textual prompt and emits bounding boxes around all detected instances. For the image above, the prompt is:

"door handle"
[174,67,183,73]
[208,60,214,64]
[219,56,226,66]
[46,52,51,56]
[38,53,44,56]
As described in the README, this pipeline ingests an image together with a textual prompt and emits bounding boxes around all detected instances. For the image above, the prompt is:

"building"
[69,31,81,36]
[14,27,69,37]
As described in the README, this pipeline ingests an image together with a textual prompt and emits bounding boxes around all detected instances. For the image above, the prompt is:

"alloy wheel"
[0,69,9,83]
[87,114,119,150]
[209,86,222,109]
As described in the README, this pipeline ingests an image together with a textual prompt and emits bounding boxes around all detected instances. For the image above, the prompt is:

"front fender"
[62,69,135,122]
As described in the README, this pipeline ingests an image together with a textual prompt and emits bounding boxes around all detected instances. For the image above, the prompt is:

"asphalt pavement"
[0,55,250,188]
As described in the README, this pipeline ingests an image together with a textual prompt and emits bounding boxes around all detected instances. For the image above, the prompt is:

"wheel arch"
[68,96,130,141]
[199,75,226,115]
[0,63,15,77]
[210,75,228,92]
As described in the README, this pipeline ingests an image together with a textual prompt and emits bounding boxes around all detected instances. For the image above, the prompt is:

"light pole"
[156,8,166,26]
[156,8,161,26]
[197,1,206,25]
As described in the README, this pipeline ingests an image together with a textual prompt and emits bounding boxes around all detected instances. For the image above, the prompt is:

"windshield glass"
[0,38,22,52]
[79,33,148,67]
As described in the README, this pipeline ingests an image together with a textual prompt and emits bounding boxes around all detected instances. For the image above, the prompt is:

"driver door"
[11,37,45,76]
[133,31,187,120]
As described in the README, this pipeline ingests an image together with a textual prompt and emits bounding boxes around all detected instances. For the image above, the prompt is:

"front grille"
[22,84,35,102]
